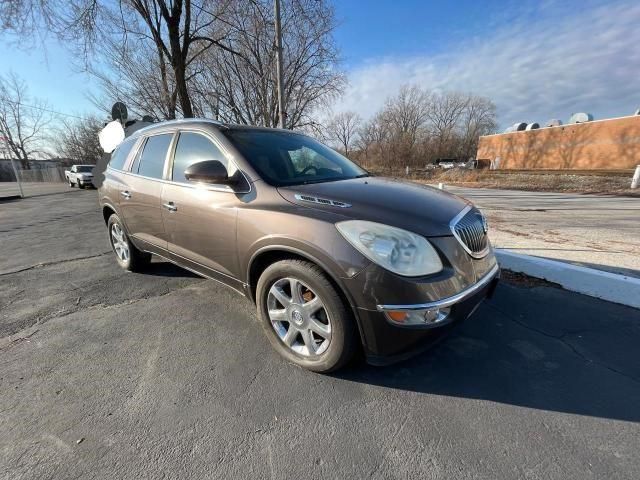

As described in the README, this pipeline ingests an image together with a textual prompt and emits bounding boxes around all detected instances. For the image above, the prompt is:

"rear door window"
[109,138,136,171]
[172,132,227,183]
[136,134,173,179]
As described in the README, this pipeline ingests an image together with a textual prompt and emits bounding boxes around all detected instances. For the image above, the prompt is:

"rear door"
[161,130,243,280]
[119,132,174,250]
[101,136,139,208]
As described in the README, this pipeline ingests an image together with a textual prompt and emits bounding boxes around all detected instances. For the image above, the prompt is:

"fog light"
[384,307,451,326]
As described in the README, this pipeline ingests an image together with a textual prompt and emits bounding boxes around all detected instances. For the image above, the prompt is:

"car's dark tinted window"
[76,166,93,172]
[172,132,227,183]
[136,134,173,179]
[222,129,367,187]
[108,138,136,171]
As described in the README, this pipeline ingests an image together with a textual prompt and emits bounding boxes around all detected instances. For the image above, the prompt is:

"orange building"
[477,115,640,170]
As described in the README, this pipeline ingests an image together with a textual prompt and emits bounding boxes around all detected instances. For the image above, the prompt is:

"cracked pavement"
[1,187,639,479]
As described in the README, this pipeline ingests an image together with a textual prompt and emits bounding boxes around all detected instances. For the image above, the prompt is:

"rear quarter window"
[136,133,173,179]
[108,138,137,171]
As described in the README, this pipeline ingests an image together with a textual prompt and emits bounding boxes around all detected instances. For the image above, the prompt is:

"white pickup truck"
[65,165,95,189]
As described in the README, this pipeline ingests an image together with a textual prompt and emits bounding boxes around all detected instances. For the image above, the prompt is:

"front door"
[119,133,174,250]
[161,131,244,283]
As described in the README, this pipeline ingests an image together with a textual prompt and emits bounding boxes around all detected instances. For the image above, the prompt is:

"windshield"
[76,166,93,173]
[222,129,367,187]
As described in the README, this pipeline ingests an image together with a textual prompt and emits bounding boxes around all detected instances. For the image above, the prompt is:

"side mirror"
[184,160,237,185]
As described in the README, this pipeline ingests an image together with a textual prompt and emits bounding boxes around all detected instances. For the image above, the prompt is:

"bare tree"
[427,92,469,157]
[1,0,239,118]
[88,41,178,121]
[382,85,431,143]
[325,111,361,157]
[356,118,379,164]
[2,0,344,126]
[326,85,497,170]
[58,115,104,164]
[192,0,344,128]
[354,114,391,167]
[118,0,240,118]
[459,96,497,159]
[0,73,54,168]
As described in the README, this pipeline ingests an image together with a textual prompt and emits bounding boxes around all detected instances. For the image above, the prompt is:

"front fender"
[243,232,369,285]
[241,231,372,354]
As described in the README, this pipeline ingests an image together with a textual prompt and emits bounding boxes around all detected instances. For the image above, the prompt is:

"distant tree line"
[323,85,498,169]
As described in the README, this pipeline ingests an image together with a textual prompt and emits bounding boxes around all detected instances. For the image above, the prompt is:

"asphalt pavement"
[1,187,639,479]
[443,186,640,278]
[0,181,71,199]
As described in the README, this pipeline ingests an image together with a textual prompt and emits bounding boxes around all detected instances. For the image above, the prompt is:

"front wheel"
[256,259,357,373]
[107,214,151,272]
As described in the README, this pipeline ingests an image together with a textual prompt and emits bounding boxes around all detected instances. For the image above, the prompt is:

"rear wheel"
[107,214,151,272]
[68,178,74,187]
[256,259,357,373]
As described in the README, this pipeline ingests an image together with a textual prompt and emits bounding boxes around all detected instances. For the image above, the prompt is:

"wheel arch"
[102,203,118,224]
[247,246,367,352]
[247,246,356,310]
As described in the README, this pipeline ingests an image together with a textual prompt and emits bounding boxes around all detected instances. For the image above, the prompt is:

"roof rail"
[127,117,229,137]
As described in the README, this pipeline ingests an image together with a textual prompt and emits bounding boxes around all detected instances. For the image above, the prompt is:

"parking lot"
[1,188,639,479]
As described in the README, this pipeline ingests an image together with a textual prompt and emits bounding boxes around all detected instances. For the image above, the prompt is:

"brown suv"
[99,119,499,372]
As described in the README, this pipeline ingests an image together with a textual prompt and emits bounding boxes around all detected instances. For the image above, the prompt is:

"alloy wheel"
[267,277,332,356]
[110,223,130,262]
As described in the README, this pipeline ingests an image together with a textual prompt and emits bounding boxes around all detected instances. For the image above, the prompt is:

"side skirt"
[132,237,248,298]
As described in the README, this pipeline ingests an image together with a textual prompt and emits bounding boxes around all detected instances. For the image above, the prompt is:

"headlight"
[336,220,443,276]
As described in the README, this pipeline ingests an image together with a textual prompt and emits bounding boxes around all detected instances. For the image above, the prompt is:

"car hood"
[278,177,469,237]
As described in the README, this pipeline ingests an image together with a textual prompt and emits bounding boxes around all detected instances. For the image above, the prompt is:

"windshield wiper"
[289,174,368,186]
[298,178,336,185]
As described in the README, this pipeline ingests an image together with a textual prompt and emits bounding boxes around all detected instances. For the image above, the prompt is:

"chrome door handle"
[121,191,131,199]
[163,202,177,212]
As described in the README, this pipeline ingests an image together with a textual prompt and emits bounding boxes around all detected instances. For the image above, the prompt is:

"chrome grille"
[450,206,489,258]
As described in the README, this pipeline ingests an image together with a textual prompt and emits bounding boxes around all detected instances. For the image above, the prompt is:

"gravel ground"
[0,181,72,199]
[1,188,639,479]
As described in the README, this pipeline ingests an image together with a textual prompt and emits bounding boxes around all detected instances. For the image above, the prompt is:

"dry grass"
[369,168,640,197]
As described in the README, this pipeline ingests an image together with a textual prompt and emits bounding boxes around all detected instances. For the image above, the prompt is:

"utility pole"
[274,0,286,129]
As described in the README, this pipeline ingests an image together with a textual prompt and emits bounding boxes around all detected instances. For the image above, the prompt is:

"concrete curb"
[495,249,640,309]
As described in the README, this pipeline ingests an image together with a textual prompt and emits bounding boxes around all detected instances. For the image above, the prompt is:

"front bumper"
[354,264,500,365]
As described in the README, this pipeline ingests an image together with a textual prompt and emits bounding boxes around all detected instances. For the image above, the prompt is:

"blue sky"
[331,0,640,128]
[1,0,638,128]
[334,0,513,64]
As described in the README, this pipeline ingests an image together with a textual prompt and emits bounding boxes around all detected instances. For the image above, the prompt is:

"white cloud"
[334,1,640,129]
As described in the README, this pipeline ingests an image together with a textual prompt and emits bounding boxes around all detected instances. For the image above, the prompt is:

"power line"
[0,98,86,120]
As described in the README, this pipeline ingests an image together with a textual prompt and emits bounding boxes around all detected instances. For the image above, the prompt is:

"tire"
[107,213,151,272]
[256,259,357,373]
[78,182,85,189]
[68,178,74,187]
